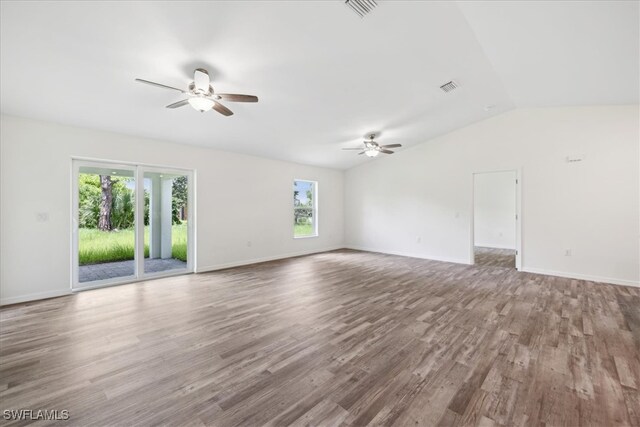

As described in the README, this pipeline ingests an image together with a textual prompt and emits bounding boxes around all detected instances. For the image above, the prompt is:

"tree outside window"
[293,180,317,237]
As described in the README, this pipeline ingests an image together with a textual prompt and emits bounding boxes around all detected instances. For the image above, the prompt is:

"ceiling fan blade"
[380,149,394,154]
[358,151,366,155]
[135,78,185,93]
[217,94,259,103]
[342,147,364,150]
[213,101,234,116]
[194,68,210,92]
[166,99,190,109]
[380,144,402,148]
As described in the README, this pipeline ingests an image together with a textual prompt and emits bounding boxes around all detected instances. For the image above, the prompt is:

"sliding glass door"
[141,168,190,276]
[72,160,193,290]
[74,163,137,285]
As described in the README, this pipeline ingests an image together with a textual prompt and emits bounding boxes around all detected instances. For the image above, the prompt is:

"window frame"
[293,179,318,239]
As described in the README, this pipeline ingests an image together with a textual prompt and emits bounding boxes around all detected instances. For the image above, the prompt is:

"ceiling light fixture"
[365,149,380,157]
[188,96,215,112]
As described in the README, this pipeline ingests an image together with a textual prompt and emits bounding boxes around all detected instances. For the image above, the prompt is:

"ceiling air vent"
[439,80,459,93]
[345,0,377,18]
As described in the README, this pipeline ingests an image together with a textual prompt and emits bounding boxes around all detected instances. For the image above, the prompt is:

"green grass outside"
[79,223,187,265]
[81,222,313,265]
[294,223,315,237]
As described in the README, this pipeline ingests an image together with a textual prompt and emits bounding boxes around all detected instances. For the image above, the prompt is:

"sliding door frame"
[71,158,195,291]
[136,165,195,279]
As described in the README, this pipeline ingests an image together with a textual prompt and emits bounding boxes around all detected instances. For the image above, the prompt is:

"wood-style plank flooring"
[1,249,639,426]
[474,247,516,269]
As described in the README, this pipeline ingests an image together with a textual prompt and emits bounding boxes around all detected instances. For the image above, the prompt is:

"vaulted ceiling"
[1,1,637,169]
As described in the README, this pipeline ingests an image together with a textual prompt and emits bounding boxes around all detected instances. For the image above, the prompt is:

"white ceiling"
[1,1,637,170]
[457,1,639,107]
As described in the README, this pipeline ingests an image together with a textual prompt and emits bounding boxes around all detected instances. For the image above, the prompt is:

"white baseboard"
[1,248,344,305]
[347,245,639,289]
[345,245,471,265]
[4,250,635,305]
[474,243,516,250]
[520,267,639,288]
[1,289,72,306]
[197,246,345,273]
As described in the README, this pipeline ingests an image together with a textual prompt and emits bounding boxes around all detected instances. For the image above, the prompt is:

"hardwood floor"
[1,249,639,426]
[474,247,516,269]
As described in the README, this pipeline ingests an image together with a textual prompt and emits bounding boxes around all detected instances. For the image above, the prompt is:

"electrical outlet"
[247,241,252,247]
[416,237,421,244]
[36,212,49,222]
[565,249,572,256]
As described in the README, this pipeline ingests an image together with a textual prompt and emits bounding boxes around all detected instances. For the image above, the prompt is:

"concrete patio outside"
[79,258,187,282]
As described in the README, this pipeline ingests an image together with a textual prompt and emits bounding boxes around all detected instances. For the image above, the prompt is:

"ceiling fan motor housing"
[188,82,214,97]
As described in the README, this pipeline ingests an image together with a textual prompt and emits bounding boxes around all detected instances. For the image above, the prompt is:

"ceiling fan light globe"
[365,149,379,157]
[188,97,215,112]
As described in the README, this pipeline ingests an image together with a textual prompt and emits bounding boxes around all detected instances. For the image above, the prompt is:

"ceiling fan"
[135,68,258,116]
[342,134,402,157]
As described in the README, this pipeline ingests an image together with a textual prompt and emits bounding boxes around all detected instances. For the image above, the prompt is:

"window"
[293,180,317,238]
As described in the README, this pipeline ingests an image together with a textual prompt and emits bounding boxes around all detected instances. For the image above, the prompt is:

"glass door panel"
[76,164,136,285]
[142,170,189,275]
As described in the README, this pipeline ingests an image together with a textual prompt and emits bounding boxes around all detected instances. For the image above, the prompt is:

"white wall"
[345,106,639,287]
[474,171,516,249]
[0,115,344,304]
[2,105,638,304]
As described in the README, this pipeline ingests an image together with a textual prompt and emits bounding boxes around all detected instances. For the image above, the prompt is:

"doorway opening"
[472,170,521,270]
[72,160,194,290]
